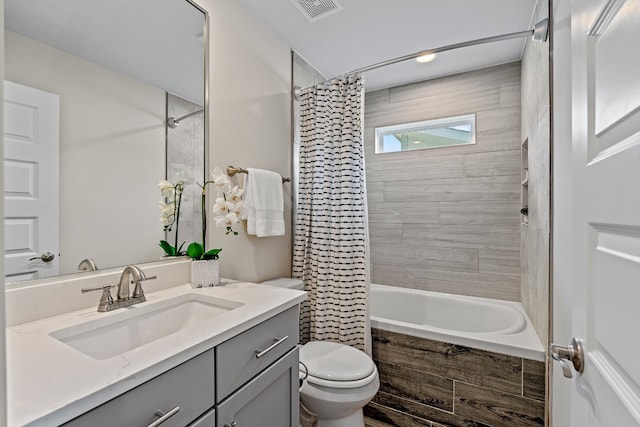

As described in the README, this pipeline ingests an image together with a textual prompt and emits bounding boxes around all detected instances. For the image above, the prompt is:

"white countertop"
[6,280,306,427]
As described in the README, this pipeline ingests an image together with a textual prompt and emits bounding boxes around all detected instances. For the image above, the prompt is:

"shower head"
[167,108,204,129]
[532,18,549,43]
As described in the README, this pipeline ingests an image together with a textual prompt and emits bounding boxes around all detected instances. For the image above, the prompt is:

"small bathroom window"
[374,114,476,154]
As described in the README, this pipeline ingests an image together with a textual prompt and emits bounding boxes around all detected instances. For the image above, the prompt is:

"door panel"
[553,0,640,425]
[3,81,59,280]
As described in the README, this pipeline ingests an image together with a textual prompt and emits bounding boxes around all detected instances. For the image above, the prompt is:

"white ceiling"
[238,0,539,91]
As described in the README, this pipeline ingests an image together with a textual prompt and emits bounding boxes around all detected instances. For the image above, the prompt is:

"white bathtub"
[370,284,545,361]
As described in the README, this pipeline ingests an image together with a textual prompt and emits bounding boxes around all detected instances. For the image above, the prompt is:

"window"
[374,114,476,154]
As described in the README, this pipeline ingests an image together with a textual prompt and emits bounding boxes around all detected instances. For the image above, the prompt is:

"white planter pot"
[190,259,220,288]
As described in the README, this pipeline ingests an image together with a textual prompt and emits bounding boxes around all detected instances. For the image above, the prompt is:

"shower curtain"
[293,75,370,352]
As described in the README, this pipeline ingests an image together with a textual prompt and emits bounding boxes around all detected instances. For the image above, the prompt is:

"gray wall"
[521,0,551,346]
[365,62,522,301]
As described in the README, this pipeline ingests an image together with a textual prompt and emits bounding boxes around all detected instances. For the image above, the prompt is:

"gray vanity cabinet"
[217,348,299,427]
[62,305,300,427]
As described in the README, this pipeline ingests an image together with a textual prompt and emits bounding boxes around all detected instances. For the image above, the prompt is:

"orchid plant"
[186,167,247,260]
[158,173,191,257]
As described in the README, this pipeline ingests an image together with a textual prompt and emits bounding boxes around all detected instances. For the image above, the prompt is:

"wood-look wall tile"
[376,359,454,412]
[479,249,521,276]
[500,83,522,108]
[370,223,404,245]
[523,359,546,401]
[387,62,520,105]
[439,201,521,226]
[367,182,384,203]
[371,245,478,273]
[365,401,433,427]
[464,150,521,177]
[371,392,491,427]
[474,128,521,152]
[372,329,522,394]
[384,175,520,203]
[372,264,520,301]
[368,202,440,224]
[366,155,465,182]
[365,89,391,113]
[476,107,521,132]
[455,382,545,427]
[402,224,521,251]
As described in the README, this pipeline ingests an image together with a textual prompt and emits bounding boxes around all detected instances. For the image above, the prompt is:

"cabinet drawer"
[64,349,215,427]
[216,306,299,401]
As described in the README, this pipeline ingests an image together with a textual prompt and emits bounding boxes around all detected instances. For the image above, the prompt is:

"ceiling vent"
[290,0,343,23]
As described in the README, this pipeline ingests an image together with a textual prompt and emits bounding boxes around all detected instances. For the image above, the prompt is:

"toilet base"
[316,409,364,427]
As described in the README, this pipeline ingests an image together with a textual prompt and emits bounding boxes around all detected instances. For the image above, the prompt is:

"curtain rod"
[293,19,548,99]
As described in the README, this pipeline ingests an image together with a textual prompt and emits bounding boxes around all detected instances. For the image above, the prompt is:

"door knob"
[29,252,55,262]
[550,337,585,378]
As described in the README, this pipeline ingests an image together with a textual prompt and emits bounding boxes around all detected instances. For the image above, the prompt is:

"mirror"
[3,0,207,283]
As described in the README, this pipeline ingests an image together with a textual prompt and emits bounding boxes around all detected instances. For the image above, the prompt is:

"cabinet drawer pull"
[255,336,289,359]
[146,406,180,427]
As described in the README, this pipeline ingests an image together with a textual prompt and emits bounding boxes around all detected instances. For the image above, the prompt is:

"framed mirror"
[3,0,208,283]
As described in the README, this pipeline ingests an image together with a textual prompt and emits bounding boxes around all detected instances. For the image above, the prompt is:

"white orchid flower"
[214,215,228,228]
[227,186,244,203]
[158,180,175,198]
[234,201,248,220]
[225,212,239,225]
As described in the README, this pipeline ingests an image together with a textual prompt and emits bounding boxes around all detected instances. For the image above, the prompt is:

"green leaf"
[186,242,204,260]
[159,240,176,256]
[202,248,222,260]
[176,241,186,256]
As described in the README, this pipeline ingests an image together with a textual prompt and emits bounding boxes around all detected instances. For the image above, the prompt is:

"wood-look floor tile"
[376,359,454,412]
[455,381,545,427]
[523,359,546,401]
[372,329,522,395]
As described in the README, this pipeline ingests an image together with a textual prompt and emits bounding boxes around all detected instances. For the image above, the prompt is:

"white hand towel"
[244,168,285,237]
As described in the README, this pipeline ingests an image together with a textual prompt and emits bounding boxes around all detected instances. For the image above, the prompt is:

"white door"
[3,81,59,281]
[552,0,640,425]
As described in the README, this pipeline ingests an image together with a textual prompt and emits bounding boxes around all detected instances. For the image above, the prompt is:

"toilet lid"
[300,341,375,382]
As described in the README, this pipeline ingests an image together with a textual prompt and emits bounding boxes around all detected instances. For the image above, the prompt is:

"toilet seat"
[300,341,377,389]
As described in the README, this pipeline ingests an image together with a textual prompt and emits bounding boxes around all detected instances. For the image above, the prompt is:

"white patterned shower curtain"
[293,75,370,352]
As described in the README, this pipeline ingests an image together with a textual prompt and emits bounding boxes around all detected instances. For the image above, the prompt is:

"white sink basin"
[50,293,243,360]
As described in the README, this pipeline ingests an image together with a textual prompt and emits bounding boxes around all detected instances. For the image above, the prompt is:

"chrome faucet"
[81,265,157,312]
[77,258,99,271]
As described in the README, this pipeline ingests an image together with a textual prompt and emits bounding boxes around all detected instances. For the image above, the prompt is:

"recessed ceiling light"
[412,141,421,144]
[416,53,436,63]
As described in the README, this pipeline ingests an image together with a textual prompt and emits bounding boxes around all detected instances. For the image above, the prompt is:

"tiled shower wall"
[520,0,551,347]
[166,93,205,248]
[364,63,522,301]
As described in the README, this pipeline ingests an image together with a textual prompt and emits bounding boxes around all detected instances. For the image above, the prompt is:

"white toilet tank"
[260,278,304,290]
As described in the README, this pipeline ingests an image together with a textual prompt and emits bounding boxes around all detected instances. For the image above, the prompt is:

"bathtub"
[370,283,545,361]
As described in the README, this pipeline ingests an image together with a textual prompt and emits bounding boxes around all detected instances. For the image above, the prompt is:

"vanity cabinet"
[63,306,300,427]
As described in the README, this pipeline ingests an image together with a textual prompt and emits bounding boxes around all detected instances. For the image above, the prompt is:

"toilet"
[261,278,380,427]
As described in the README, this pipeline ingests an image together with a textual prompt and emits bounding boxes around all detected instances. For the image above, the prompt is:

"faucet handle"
[131,275,156,299]
[81,284,115,310]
